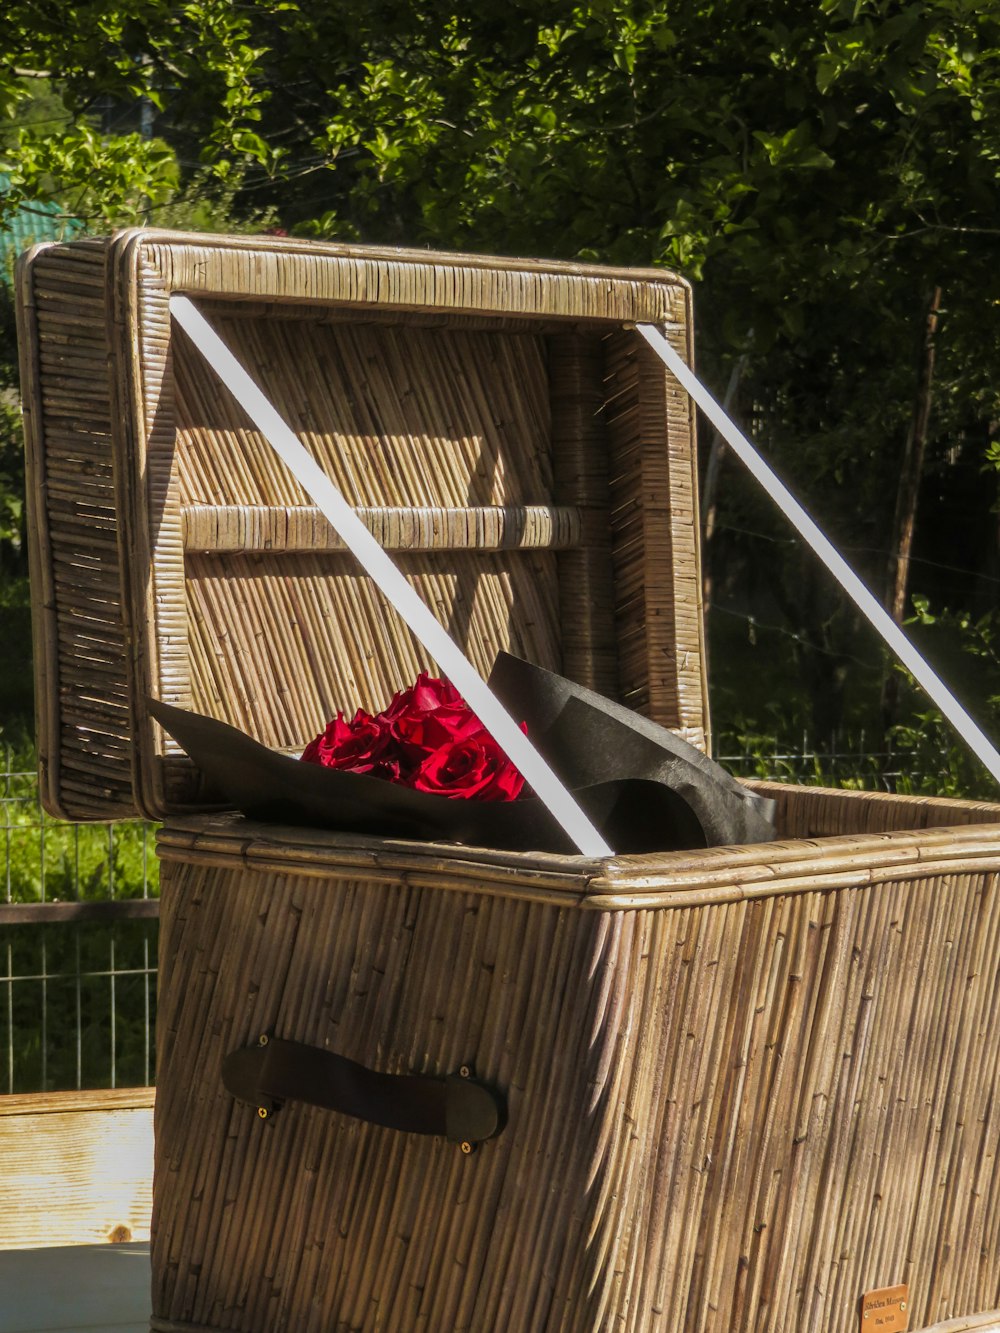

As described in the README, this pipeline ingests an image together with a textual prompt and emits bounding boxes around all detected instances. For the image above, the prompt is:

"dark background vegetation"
[3,0,1000,793]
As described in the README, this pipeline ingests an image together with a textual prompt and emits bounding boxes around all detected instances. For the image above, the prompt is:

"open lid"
[18,230,707,822]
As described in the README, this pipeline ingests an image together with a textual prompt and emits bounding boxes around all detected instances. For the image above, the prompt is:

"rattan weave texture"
[17,232,1000,1332]
[17,232,704,822]
[152,795,1000,1332]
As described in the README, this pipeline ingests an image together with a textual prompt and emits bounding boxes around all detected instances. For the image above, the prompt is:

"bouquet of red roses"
[150,653,776,854]
[300,673,526,803]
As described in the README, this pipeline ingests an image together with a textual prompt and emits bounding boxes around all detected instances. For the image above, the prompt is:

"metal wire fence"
[0,750,159,1094]
[715,732,916,790]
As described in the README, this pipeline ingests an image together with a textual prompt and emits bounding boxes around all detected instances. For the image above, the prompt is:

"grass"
[0,738,158,906]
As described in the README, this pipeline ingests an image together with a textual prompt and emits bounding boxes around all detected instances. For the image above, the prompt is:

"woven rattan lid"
[18,230,706,821]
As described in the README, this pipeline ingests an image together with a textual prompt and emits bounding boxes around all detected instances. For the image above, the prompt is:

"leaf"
[816,54,841,94]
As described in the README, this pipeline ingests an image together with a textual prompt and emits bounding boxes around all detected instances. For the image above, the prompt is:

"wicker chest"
[17,231,1000,1332]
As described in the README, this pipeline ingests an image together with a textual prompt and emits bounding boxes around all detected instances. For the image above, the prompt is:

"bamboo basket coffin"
[15,232,1000,1331]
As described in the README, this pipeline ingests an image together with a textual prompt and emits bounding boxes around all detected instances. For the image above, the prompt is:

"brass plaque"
[861,1284,909,1332]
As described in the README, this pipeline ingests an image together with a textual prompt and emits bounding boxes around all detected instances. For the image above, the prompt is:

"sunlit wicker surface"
[151,804,1000,1333]
[16,231,704,824]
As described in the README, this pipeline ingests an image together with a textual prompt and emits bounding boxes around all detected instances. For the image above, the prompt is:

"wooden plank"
[0,900,159,926]
[0,1088,155,1117]
[0,1088,154,1250]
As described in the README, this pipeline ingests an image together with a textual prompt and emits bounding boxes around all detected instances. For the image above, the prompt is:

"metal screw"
[257,1106,269,1120]
[259,1034,269,1047]
[459,1065,471,1079]
[900,1303,906,1312]
[461,1141,474,1155]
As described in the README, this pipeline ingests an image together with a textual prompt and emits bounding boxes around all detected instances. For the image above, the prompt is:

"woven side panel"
[157,310,568,796]
[17,242,134,819]
[153,857,1000,1332]
[137,255,185,713]
[758,781,1000,837]
[172,316,553,509]
[602,328,707,745]
[153,868,636,1332]
[104,248,185,818]
[547,333,619,698]
[180,551,562,755]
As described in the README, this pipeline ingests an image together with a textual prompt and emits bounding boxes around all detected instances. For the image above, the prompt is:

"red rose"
[300,673,526,802]
[379,673,470,761]
[301,708,400,780]
[411,716,526,802]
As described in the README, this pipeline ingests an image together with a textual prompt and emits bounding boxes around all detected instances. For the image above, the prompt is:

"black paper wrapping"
[149,652,775,855]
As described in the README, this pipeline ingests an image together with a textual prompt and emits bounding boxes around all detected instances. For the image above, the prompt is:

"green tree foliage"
[1,0,999,742]
[5,4,998,282]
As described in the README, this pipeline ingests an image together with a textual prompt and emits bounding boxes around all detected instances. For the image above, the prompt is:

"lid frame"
[21,230,707,821]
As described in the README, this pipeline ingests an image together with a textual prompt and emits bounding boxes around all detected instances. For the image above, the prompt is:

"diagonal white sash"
[169,296,614,857]
[636,322,1000,787]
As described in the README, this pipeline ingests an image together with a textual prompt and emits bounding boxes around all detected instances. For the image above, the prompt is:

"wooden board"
[0,1087,154,1250]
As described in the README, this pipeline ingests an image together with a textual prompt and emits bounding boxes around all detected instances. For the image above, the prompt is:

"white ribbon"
[637,322,1000,788]
[169,296,613,857]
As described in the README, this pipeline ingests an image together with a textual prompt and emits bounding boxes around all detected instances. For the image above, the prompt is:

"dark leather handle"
[222,1036,505,1147]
